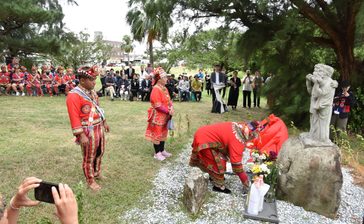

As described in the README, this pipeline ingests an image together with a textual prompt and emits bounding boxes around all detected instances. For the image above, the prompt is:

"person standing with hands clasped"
[66,66,110,192]
[145,67,174,161]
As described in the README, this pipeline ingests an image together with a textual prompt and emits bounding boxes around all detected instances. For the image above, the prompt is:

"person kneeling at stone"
[189,122,254,194]
[189,115,289,194]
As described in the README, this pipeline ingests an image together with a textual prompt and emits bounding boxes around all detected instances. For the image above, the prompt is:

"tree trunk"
[333,40,355,82]
[149,41,154,66]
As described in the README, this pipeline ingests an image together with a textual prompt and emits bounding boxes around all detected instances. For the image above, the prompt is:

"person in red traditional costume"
[145,67,174,161]
[66,66,110,191]
[7,57,19,74]
[24,68,34,96]
[11,66,25,96]
[0,65,11,95]
[30,66,43,96]
[189,114,288,194]
[64,68,76,95]
[53,66,65,96]
[41,65,54,96]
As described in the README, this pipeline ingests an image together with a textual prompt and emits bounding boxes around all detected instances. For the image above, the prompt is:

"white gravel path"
[120,144,364,224]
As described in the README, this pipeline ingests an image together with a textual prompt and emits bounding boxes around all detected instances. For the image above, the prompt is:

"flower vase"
[265,186,276,203]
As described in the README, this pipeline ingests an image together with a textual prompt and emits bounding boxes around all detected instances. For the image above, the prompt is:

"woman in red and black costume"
[145,67,174,161]
[189,114,288,194]
[66,66,110,191]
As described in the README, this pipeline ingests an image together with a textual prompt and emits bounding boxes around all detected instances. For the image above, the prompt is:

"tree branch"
[310,36,335,48]
[290,0,338,41]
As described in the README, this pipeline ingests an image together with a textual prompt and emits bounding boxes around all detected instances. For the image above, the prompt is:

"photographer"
[0,177,78,224]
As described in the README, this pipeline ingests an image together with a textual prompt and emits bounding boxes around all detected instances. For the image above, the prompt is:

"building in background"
[94,31,148,66]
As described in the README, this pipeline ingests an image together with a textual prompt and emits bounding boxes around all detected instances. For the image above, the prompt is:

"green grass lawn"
[0,91,269,223]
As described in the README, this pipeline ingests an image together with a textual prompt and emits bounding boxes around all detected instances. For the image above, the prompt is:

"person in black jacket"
[130,74,139,101]
[124,64,135,80]
[330,80,355,134]
[141,75,152,101]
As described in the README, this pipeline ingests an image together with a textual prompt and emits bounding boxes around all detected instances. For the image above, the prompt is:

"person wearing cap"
[189,114,288,194]
[330,80,355,135]
[66,66,110,191]
[145,67,174,161]
[0,65,11,95]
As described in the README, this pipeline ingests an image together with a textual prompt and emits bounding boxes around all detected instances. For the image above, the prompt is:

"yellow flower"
[252,164,262,174]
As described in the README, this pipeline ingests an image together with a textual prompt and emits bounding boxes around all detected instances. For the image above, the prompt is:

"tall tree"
[171,0,364,82]
[0,0,76,59]
[126,0,173,66]
[120,35,134,64]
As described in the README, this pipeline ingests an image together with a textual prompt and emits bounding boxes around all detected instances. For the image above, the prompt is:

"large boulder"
[183,167,208,215]
[277,134,343,218]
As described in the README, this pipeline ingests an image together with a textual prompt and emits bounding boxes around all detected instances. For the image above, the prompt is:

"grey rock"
[277,136,343,218]
[183,167,208,215]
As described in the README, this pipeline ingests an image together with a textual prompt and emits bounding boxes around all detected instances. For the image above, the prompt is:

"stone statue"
[304,64,338,145]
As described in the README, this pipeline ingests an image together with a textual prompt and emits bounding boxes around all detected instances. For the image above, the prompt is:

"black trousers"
[253,89,260,107]
[153,141,165,153]
[243,91,251,108]
[193,91,201,102]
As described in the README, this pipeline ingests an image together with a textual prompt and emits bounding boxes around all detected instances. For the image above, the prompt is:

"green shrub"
[348,87,364,135]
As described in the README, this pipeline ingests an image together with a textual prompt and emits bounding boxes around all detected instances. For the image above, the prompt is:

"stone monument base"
[277,134,343,218]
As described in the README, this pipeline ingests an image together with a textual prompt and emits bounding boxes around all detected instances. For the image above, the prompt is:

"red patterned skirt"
[145,108,169,144]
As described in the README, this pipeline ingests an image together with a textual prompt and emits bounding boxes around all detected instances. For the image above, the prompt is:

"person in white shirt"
[178,75,190,102]
[242,70,253,108]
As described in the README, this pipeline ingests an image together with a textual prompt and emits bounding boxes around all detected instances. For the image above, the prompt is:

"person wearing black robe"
[227,71,241,110]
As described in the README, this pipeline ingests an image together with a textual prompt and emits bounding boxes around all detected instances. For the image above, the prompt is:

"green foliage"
[121,35,134,63]
[75,181,85,224]
[0,0,76,58]
[348,87,364,135]
[51,32,112,68]
[36,217,52,224]
[156,29,243,73]
[127,0,173,65]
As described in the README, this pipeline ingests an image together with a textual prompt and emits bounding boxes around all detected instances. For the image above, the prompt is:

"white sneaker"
[16,92,19,96]
[161,150,172,158]
[21,92,25,96]
[154,152,166,161]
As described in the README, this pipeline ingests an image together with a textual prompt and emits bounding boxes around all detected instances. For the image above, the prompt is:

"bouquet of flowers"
[244,149,278,200]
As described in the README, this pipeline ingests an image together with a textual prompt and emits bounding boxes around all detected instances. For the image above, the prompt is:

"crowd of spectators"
[0,57,274,110]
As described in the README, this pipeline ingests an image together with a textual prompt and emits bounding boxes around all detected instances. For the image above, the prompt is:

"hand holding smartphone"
[34,181,59,204]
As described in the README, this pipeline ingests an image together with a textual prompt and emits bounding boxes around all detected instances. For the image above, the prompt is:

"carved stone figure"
[305,64,338,145]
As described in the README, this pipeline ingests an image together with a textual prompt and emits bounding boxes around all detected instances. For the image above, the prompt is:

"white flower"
[259,154,267,160]
[252,152,259,157]
[260,163,270,173]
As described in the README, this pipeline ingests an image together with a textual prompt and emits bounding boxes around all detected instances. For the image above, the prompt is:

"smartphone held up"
[34,181,59,204]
